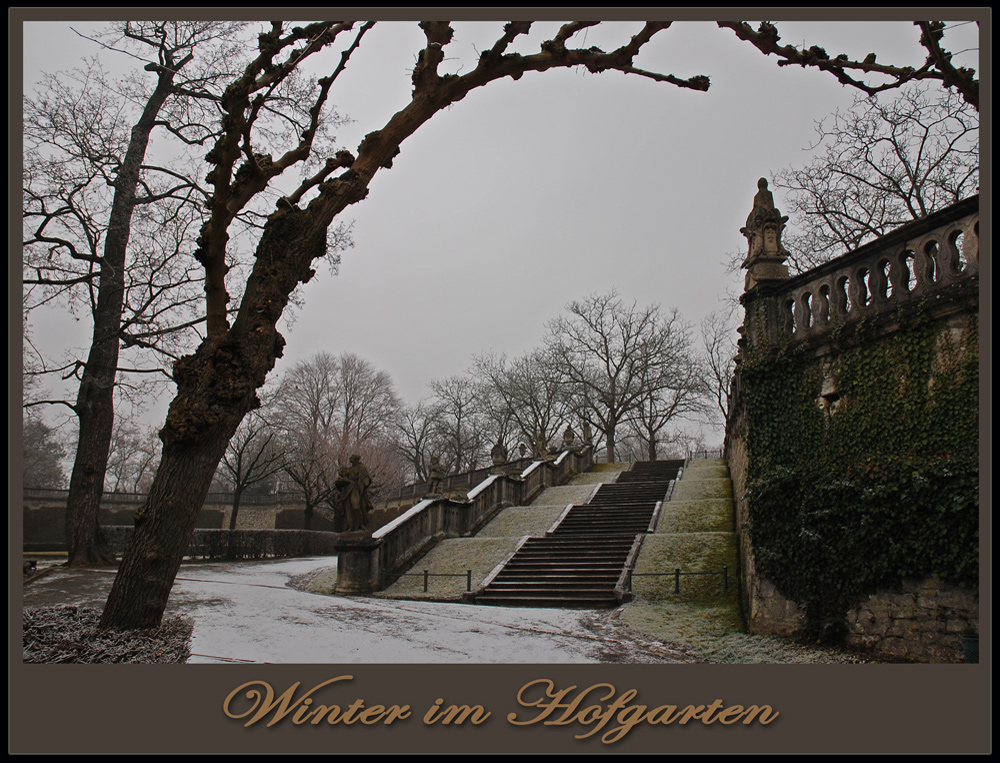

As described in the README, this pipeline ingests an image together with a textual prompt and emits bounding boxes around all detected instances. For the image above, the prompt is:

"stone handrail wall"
[334,447,593,594]
[382,457,539,504]
[743,197,979,351]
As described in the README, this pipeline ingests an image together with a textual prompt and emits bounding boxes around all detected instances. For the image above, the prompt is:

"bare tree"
[427,375,489,474]
[395,399,449,483]
[105,420,161,493]
[473,349,571,451]
[279,429,339,531]
[701,308,740,424]
[270,351,403,527]
[217,407,285,529]
[626,357,710,462]
[545,290,699,463]
[772,83,979,271]
[23,22,249,565]
[333,352,402,462]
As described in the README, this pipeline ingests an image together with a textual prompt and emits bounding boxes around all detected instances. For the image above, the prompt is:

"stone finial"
[740,178,790,290]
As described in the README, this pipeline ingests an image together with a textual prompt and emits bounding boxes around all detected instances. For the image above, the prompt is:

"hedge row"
[102,527,340,560]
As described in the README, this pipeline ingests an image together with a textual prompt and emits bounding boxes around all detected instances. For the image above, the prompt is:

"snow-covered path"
[135,557,682,664]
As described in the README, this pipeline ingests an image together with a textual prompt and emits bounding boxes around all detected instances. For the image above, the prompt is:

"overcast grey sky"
[19,15,981,448]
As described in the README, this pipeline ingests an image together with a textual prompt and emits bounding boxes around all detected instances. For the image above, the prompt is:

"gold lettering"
[715,705,746,725]
[222,676,412,729]
[223,676,354,728]
[740,705,780,725]
[646,704,682,725]
[425,698,491,725]
[507,679,780,743]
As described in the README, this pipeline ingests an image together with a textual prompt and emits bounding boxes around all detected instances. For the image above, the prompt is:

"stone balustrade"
[743,196,979,351]
[333,447,593,594]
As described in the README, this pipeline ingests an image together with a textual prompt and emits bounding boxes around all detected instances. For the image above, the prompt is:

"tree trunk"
[228,486,244,530]
[101,209,328,629]
[605,421,616,463]
[64,71,175,566]
[647,436,657,462]
[101,432,238,628]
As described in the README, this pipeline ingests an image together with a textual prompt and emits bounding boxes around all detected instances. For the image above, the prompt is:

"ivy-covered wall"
[735,301,979,657]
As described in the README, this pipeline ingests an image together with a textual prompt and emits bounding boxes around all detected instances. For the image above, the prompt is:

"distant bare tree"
[332,352,402,463]
[218,407,285,529]
[772,83,978,271]
[701,308,740,424]
[473,349,571,450]
[395,400,445,483]
[626,359,710,462]
[545,291,701,463]
[271,351,403,526]
[279,429,339,531]
[105,421,160,493]
[428,375,491,474]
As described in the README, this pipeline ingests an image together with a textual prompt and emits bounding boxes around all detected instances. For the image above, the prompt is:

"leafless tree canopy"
[105,421,161,493]
[270,351,405,523]
[701,308,740,425]
[473,349,572,451]
[426,375,491,475]
[544,290,707,462]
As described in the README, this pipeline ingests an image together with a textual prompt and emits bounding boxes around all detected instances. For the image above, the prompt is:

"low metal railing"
[627,566,729,594]
[385,569,474,593]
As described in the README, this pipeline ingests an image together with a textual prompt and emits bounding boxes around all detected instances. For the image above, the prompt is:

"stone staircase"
[472,460,683,607]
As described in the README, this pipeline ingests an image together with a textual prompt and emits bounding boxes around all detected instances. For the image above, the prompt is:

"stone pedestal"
[334,535,383,594]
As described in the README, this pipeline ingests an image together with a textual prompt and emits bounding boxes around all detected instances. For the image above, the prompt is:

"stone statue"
[562,425,575,450]
[490,439,508,474]
[427,455,447,496]
[740,178,790,289]
[532,434,548,460]
[582,422,593,446]
[336,454,372,532]
[518,442,527,458]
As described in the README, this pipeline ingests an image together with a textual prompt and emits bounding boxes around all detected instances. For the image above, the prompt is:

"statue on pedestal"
[562,425,575,450]
[740,178,790,289]
[491,439,508,474]
[335,454,373,532]
[426,455,447,496]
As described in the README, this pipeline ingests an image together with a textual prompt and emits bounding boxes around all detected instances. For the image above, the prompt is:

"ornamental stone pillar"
[740,178,792,351]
